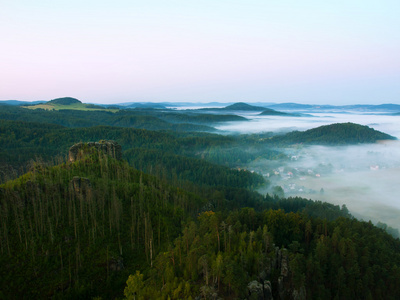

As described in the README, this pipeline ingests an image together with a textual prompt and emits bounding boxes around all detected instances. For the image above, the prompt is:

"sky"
[1,0,399,104]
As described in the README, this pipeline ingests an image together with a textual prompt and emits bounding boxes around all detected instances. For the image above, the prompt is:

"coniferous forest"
[1,100,400,299]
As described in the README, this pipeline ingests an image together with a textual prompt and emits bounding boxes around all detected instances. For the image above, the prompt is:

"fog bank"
[217,111,400,230]
[216,112,400,138]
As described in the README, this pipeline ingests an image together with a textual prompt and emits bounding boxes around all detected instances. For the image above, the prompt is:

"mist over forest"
[214,110,400,230]
[1,99,400,299]
[2,0,400,297]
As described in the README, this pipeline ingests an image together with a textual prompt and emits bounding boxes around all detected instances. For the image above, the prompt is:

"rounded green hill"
[48,97,82,105]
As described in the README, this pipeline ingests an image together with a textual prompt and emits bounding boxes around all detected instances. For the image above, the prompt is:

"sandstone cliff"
[68,140,122,162]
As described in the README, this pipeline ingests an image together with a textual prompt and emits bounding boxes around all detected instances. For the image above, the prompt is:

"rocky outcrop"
[68,140,122,162]
[245,246,306,300]
[248,280,273,300]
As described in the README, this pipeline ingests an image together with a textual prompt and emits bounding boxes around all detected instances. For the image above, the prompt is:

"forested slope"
[1,144,399,299]
[0,150,206,298]
[133,209,400,299]
[1,105,400,299]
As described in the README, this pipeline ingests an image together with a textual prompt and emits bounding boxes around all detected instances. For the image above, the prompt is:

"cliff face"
[68,140,122,162]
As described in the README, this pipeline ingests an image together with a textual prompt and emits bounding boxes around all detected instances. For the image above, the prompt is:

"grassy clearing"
[24,103,118,112]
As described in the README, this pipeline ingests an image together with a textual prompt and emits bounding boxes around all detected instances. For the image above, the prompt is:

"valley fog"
[216,112,400,138]
[216,112,400,230]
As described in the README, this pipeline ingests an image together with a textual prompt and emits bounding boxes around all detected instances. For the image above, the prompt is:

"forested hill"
[197,102,296,115]
[1,143,400,299]
[47,97,82,105]
[223,102,267,111]
[197,102,268,112]
[0,147,207,298]
[269,122,396,145]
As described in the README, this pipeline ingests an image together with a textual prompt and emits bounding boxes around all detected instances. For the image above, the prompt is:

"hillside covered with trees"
[0,144,399,299]
[0,103,399,299]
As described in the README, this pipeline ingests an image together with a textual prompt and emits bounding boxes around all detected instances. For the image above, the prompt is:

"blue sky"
[0,0,399,104]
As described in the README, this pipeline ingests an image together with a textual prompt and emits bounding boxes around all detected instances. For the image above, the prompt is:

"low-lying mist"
[254,142,400,229]
[216,112,400,138]
[216,111,400,230]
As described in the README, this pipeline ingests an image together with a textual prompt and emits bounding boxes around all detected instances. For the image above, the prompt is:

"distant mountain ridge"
[0,100,46,106]
[196,102,268,112]
[195,102,298,117]
[2,99,400,112]
[259,108,292,116]
[223,102,267,111]
[266,103,400,112]
[205,102,302,116]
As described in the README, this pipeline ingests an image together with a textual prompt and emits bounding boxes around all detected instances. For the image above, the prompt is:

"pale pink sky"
[1,0,399,104]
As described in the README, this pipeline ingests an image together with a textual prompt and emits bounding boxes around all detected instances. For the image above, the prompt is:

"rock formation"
[245,246,306,300]
[248,280,273,300]
[68,140,122,162]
